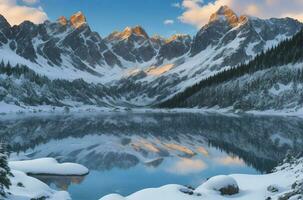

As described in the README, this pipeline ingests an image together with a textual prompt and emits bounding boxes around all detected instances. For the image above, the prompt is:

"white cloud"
[178,0,303,29]
[0,0,47,25]
[164,19,174,25]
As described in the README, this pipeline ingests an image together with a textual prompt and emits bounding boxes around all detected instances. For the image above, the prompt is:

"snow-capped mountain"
[111,6,302,105]
[0,11,122,81]
[0,6,302,108]
[159,28,303,111]
[105,26,157,64]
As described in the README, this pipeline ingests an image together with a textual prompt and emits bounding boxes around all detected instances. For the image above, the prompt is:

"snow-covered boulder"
[9,158,89,176]
[8,170,71,200]
[195,175,239,195]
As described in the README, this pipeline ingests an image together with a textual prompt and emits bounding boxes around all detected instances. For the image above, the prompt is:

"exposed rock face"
[150,35,165,49]
[0,15,11,44]
[105,26,157,63]
[0,12,122,71]
[11,21,39,62]
[190,5,302,61]
[209,5,240,26]
[70,11,86,28]
[156,34,191,63]
[111,26,149,40]
[57,16,68,26]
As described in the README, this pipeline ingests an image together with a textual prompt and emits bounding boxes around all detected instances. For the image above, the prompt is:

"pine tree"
[0,143,12,198]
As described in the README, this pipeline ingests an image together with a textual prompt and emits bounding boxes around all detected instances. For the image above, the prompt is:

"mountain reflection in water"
[1,112,303,200]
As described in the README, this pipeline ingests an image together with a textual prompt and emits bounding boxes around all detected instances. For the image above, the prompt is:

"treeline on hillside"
[158,29,303,108]
[0,61,48,85]
[0,62,112,106]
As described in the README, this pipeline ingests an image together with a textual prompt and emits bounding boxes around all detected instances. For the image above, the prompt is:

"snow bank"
[101,185,194,200]
[99,158,303,200]
[9,158,89,176]
[7,170,71,200]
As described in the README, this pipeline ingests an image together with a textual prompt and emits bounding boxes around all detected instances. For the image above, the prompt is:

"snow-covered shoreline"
[9,158,89,176]
[99,157,303,200]
[5,156,303,200]
[1,102,303,119]
[7,170,71,200]
[6,158,89,200]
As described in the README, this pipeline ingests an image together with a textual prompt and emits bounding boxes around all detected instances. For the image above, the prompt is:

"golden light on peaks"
[57,16,67,26]
[70,11,86,28]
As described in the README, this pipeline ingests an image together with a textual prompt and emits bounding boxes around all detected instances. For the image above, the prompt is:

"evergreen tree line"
[0,62,113,106]
[158,29,303,108]
[0,143,11,198]
[0,61,48,86]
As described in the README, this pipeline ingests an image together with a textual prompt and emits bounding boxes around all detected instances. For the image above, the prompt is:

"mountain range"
[0,5,302,111]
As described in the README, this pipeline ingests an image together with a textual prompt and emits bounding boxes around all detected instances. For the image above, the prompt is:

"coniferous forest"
[0,62,114,107]
[159,29,303,110]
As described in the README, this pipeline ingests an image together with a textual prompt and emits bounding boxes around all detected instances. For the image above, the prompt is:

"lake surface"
[2,112,303,200]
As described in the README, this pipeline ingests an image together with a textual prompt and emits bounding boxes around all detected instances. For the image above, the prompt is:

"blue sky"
[2,0,303,38]
[38,0,208,37]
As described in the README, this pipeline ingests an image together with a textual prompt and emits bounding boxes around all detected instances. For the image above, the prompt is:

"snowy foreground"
[7,170,71,200]
[100,158,303,200]
[6,158,88,200]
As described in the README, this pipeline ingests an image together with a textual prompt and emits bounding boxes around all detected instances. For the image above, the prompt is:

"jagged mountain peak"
[216,5,234,15]
[209,5,239,27]
[70,11,86,28]
[0,10,302,108]
[55,12,87,28]
[132,26,149,38]
[166,34,191,43]
[0,14,10,26]
[57,16,68,26]
[151,34,165,40]
[0,14,11,37]
[107,25,149,42]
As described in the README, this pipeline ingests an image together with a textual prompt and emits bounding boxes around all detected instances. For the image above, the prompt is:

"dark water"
[1,112,303,200]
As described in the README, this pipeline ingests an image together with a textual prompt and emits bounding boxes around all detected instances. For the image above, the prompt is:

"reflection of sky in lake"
[67,155,257,200]
[3,112,303,200]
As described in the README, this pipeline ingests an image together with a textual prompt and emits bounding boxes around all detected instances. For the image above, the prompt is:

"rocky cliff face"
[105,26,157,63]
[104,26,191,64]
[0,12,122,75]
[156,34,191,64]
[191,5,301,63]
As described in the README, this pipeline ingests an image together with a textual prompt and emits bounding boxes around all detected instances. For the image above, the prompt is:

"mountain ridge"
[159,29,303,111]
[0,6,302,109]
